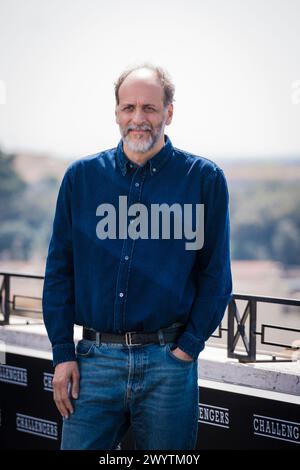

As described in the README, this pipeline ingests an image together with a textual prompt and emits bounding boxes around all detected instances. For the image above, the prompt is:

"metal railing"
[0,272,44,323]
[219,294,300,363]
[1,271,300,363]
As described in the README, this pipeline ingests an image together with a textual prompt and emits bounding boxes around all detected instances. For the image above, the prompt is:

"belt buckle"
[125,331,142,346]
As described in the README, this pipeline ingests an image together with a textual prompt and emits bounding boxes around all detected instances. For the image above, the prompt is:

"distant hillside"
[221,159,300,183]
[12,151,300,184]
[13,152,71,184]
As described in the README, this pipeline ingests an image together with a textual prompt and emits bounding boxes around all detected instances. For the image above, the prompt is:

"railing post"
[3,274,11,324]
[249,299,257,361]
[227,298,235,357]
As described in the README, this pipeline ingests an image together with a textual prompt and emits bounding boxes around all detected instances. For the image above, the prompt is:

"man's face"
[115,70,173,154]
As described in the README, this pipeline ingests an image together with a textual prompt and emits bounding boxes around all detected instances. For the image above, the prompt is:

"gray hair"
[114,63,175,107]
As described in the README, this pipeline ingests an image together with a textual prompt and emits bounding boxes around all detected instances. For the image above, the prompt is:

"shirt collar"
[116,134,173,176]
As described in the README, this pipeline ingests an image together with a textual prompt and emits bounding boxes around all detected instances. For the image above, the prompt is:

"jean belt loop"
[96,332,100,347]
[157,329,165,346]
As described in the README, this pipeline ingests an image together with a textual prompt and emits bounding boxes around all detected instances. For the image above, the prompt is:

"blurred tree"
[0,149,27,220]
[230,180,300,265]
[272,219,300,265]
[0,149,59,260]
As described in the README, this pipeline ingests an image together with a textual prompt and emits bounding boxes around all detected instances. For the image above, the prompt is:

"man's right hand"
[52,361,80,418]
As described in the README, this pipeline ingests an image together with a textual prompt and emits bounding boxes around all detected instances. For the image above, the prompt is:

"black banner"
[0,351,299,450]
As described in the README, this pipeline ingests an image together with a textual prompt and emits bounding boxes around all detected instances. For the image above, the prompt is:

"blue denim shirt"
[42,134,232,366]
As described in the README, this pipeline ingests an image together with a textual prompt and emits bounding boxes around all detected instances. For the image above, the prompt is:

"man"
[42,63,232,450]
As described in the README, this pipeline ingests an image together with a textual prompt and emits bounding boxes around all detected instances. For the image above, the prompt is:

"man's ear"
[165,103,173,126]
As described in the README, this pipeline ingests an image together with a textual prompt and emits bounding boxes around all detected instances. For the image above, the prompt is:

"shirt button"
[119,292,124,298]
[152,167,157,173]
[124,256,129,261]
[129,164,133,168]
[135,182,139,187]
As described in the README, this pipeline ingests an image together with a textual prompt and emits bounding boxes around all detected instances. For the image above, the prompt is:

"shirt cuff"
[176,331,205,361]
[52,343,76,367]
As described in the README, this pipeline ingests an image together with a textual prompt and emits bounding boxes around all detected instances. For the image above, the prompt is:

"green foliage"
[0,149,27,221]
[0,149,59,261]
[230,180,300,265]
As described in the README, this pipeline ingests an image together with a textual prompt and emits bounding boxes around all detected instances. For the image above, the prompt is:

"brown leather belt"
[82,324,185,346]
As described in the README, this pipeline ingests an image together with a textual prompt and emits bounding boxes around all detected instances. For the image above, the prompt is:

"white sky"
[0,0,300,160]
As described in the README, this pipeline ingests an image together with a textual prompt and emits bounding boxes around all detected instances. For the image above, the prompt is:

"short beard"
[120,120,165,154]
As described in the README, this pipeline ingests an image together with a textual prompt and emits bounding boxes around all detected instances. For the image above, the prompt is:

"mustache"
[126,125,152,134]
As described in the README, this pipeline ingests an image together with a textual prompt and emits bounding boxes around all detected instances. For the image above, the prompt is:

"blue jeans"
[60,338,199,450]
